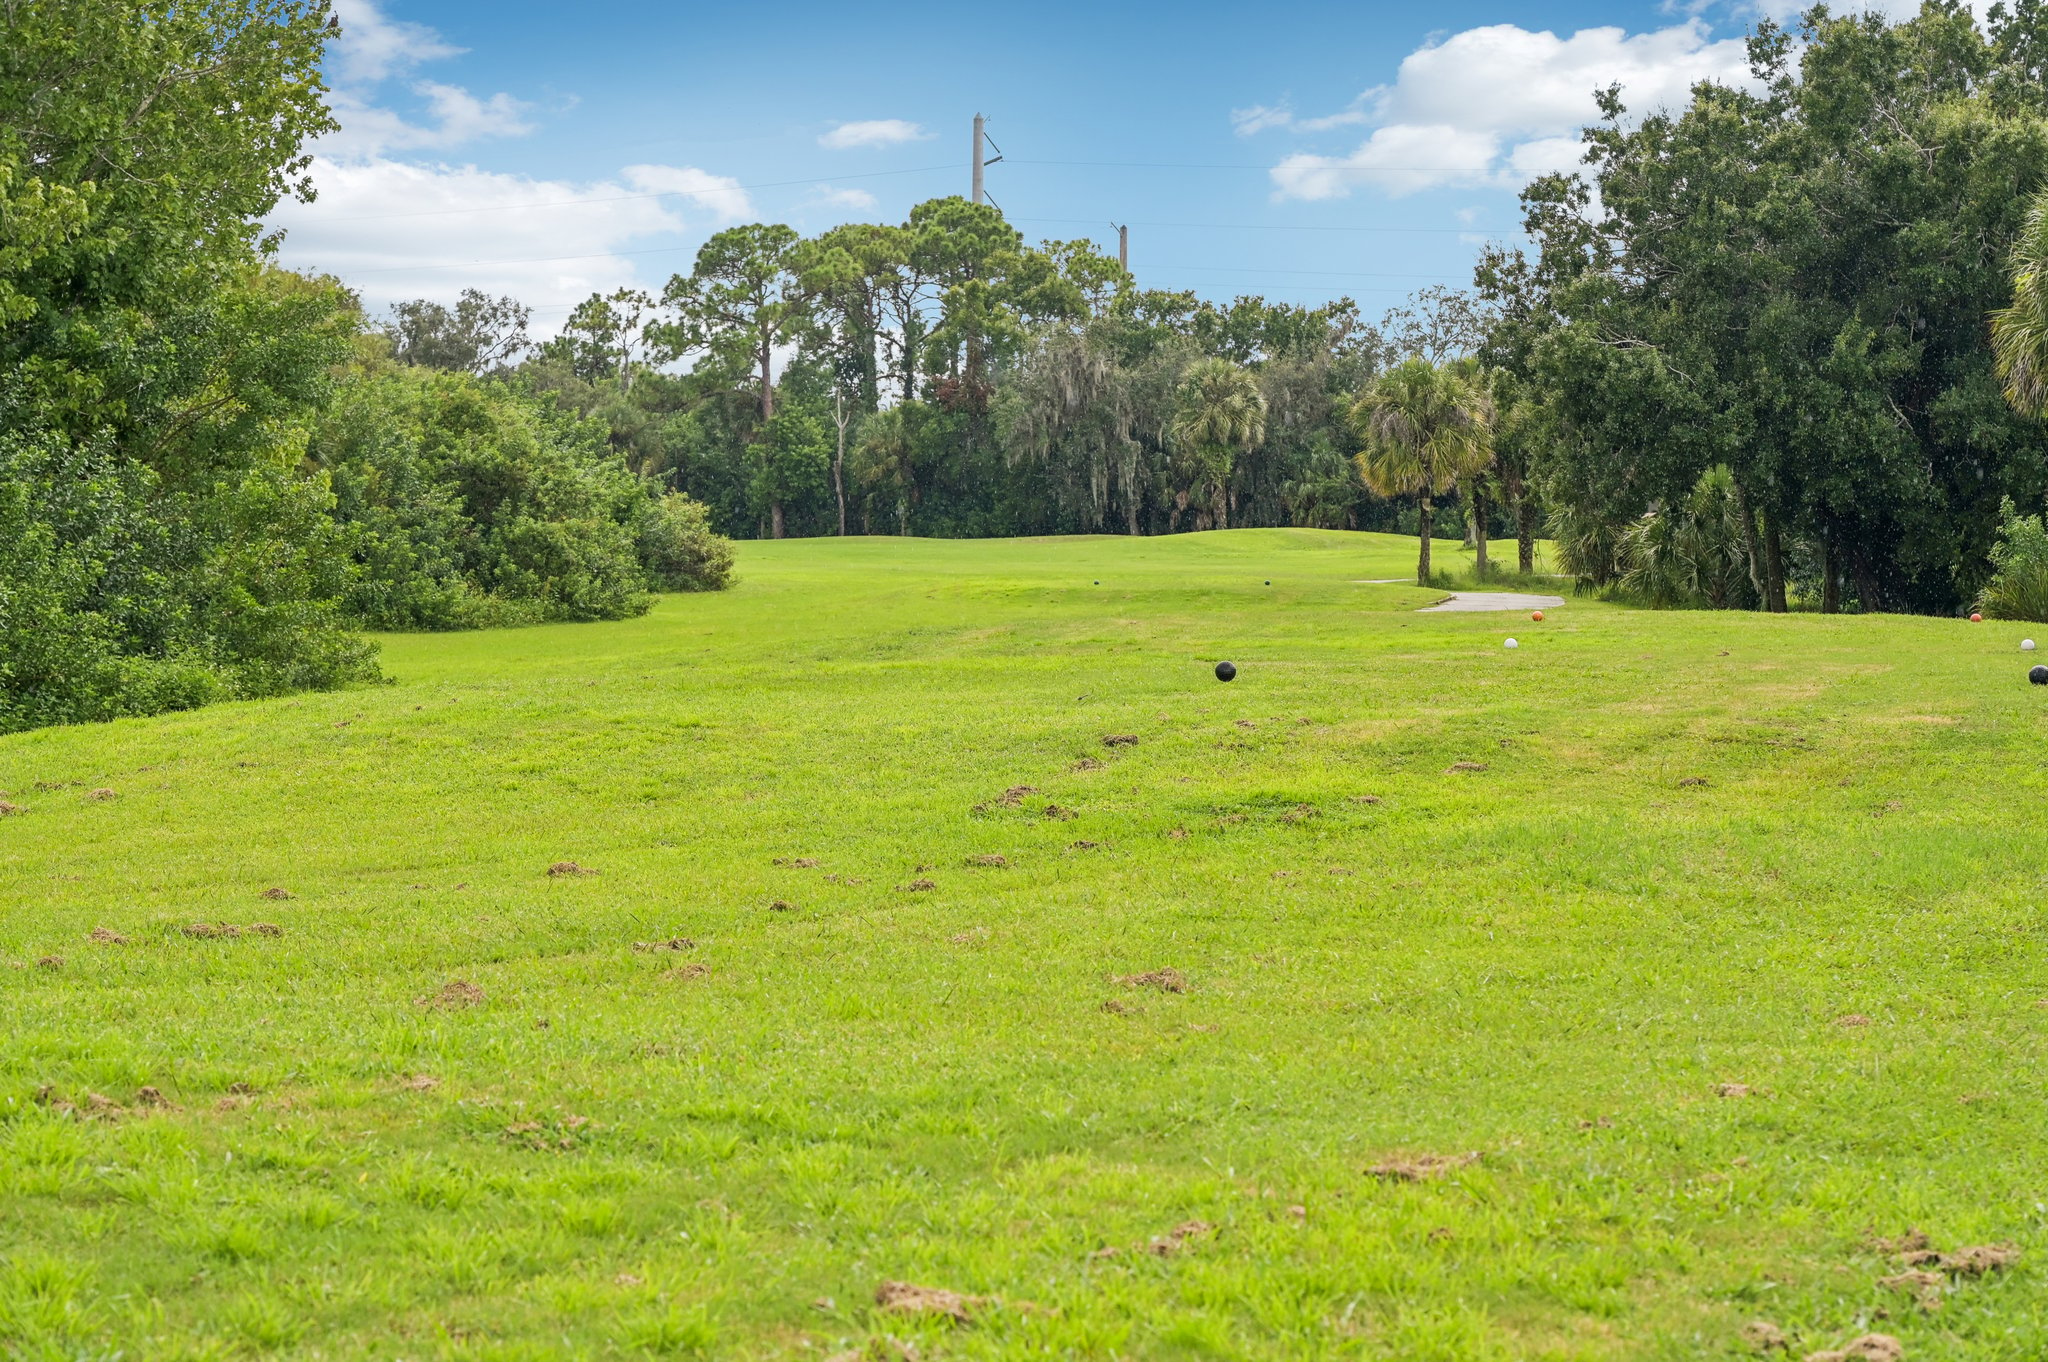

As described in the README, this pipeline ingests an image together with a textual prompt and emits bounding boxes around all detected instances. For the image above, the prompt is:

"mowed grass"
[3,528,2046,1361]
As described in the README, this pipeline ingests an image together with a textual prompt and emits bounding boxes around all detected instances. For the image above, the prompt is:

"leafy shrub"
[636,493,735,591]
[315,360,687,628]
[1976,497,2048,621]
[0,414,378,735]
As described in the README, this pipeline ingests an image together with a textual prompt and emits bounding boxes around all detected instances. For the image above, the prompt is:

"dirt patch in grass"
[1877,1269,1943,1308]
[996,785,1037,807]
[1869,1230,1929,1254]
[546,861,594,877]
[1679,777,1709,788]
[1836,1014,1872,1027]
[134,1086,172,1109]
[898,878,938,892]
[182,922,280,940]
[1042,804,1076,820]
[258,887,295,900]
[1350,794,1383,805]
[1167,827,1189,840]
[418,979,485,1010]
[1282,803,1317,822]
[1716,1082,1752,1098]
[36,956,63,970]
[1444,761,1489,774]
[1068,839,1099,850]
[1113,968,1188,993]
[1101,998,1135,1015]
[1367,1152,1480,1182]
[634,938,696,952]
[773,856,821,868]
[1070,757,1105,772]
[88,927,128,945]
[769,898,796,912]
[1941,1243,2020,1276]
[660,963,711,981]
[85,787,118,802]
[965,854,1008,868]
[1148,1219,1214,1255]
[874,1280,981,1324]
[1102,734,1139,747]
[403,1075,440,1091]
[1803,1334,1903,1362]
[0,801,24,816]
[1740,1321,1788,1352]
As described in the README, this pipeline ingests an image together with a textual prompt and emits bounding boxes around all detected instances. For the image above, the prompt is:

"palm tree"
[1351,358,1494,586]
[1994,192,2048,416]
[1170,357,1266,530]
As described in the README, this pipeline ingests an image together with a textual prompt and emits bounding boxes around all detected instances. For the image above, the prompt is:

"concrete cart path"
[1418,591,1567,612]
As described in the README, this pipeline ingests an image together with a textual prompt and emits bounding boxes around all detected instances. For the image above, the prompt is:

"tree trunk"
[770,501,785,540]
[1417,492,1434,587]
[832,392,849,537]
[1516,496,1535,575]
[1852,549,1882,614]
[1213,480,1230,530]
[1735,479,1765,608]
[1762,510,1787,613]
[1472,487,1490,580]
[1821,534,1840,614]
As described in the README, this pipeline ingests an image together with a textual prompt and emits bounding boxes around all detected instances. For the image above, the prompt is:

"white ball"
[1503,638,1519,649]
[2025,639,2037,652]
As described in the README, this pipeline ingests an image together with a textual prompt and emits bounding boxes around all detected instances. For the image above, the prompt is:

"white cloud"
[818,119,931,149]
[323,84,535,159]
[1274,125,1501,200]
[270,158,753,327]
[1236,98,1374,136]
[1231,103,1297,137]
[1261,19,1757,200]
[813,185,880,211]
[329,0,462,84]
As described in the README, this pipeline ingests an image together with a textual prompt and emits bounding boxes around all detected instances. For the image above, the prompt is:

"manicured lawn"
[2,528,2043,1361]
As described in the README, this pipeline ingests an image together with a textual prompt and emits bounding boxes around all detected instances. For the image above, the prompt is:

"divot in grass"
[873,1280,979,1324]
[418,980,485,1010]
[1367,1152,1479,1181]
[1112,968,1188,993]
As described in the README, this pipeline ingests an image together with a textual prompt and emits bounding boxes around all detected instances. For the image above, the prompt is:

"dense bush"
[311,356,730,629]
[1976,498,2048,622]
[636,493,736,591]
[0,408,377,735]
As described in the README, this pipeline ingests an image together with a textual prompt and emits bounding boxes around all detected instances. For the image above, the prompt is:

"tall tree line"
[489,217,1490,545]
[1478,1,2048,616]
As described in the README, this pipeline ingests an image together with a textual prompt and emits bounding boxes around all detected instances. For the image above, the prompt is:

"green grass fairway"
[6,528,2046,1361]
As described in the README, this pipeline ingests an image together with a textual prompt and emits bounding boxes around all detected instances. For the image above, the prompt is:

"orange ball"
[1531,610,1544,622]
[1971,612,1984,622]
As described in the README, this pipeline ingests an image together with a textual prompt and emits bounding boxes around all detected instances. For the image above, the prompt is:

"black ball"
[1264,580,1271,585]
[2031,664,2048,686]
[1215,661,1237,682]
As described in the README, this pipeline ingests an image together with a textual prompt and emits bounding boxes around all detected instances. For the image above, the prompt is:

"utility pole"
[1114,222,1128,272]
[971,114,1003,207]
[972,113,985,204]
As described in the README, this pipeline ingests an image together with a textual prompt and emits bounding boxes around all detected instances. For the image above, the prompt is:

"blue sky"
[269,0,1863,334]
